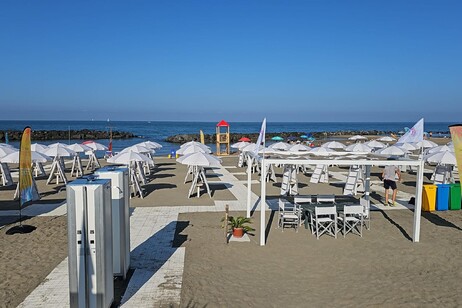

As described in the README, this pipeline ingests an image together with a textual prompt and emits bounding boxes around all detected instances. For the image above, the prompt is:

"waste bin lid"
[437,184,451,188]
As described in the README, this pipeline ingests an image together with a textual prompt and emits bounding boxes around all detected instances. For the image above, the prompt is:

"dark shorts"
[384,179,397,190]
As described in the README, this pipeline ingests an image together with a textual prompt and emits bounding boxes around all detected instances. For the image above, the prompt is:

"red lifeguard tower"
[216,120,230,156]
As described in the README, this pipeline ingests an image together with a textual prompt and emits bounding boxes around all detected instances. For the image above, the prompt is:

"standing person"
[382,162,401,206]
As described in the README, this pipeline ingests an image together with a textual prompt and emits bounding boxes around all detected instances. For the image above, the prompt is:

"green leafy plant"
[221,216,255,232]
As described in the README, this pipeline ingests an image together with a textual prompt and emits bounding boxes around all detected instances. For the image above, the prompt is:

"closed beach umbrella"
[231,141,250,149]
[238,137,251,142]
[177,144,211,155]
[366,140,386,149]
[0,145,17,158]
[322,141,346,150]
[269,142,291,151]
[414,140,438,149]
[67,143,92,153]
[375,146,406,156]
[425,151,457,165]
[377,136,396,142]
[396,142,418,151]
[427,145,454,154]
[108,150,153,164]
[348,135,367,141]
[31,143,49,153]
[121,144,153,154]
[177,152,222,167]
[309,147,335,156]
[345,143,372,152]
[137,141,163,149]
[271,136,284,141]
[43,145,75,157]
[0,151,51,163]
[289,144,311,152]
[83,141,108,151]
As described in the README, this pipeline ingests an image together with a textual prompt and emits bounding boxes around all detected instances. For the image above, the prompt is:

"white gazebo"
[246,154,425,246]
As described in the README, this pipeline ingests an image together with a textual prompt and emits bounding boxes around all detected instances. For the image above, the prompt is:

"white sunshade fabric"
[43,145,76,157]
[321,141,346,150]
[396,142,418,151]
[375,145,407,156]
[48,142,69,148]
[0,151,51,163]
[308,147,336,156]
[377,136,396,142]
[0,143,16,149]
[414,140,438,149]
[425,151,457,165]
[137,141,163,149]
[231,141,250,150]
[108,150,153,164]
[31,143,49,153]
[289,144,311,152]
[365,140,386,149]
[83,141,108,151]
[121,144,153,154]
[180,141,210,149]
[177,144,211,155]
[177,152,221,167]
[0,146,17,158]
[268,142,291,151]
[67,143,92,153]
[345,143,373,152]
[348,135,367,141]
[427,145,454,154]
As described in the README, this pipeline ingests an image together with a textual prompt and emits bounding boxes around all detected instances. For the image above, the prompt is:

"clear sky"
[0,0,461,122]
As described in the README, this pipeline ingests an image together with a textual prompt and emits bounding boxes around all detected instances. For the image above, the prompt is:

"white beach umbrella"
[0,146,17,158]
[48,142,69,148]
[396,142,418,151]
[231,141,250,150]
[309,147,336,156]
[427,145,454,154]
[83,141,108,151]
[43,145,75,157]
[345,143,373,152]
[365,140,386,149]
[137,141,162,149]
[107,150,153,164]
[31,143,49,153]
[0,151,51,163]
[425,151,457,165]
[447,141,453,146]
[414,140,438,149]
[241,143,257,152]
[177,144,212,155]
[375,146,406,156]
[180,141,210,149]
[268,142,291,151]
[0,143,15,149]
[67,143,92,153]
[377,136,396,142]
[289,144,311,152]
[321,141,346,150]
[348,135,367,141]
[177,152,221,167]
[121,144,153,154]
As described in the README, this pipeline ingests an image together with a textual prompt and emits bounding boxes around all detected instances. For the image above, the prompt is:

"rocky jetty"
[0,129,135,141]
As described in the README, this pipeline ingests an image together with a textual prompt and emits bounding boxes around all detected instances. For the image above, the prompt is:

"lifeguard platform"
[216,120,230,156]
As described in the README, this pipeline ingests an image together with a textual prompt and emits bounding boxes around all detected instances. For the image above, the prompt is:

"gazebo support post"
[412,160,424,242]
[246,155,252,218]
[365,165,371,201]
[260,159,267,246]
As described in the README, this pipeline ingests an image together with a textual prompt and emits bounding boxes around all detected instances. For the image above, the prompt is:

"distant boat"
[107,118,110,122]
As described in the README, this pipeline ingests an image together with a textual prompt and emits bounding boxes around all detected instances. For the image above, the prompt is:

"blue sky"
[0,1,461,122]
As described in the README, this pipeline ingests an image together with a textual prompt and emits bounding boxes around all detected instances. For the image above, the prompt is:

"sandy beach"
[0,136,458,307]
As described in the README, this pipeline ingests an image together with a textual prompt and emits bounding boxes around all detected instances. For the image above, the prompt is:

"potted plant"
[222,216,255,238]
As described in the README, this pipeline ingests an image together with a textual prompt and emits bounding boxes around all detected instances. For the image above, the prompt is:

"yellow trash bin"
[422,184,437,212]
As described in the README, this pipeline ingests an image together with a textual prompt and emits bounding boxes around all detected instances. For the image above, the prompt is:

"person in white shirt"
[381,162,401,206]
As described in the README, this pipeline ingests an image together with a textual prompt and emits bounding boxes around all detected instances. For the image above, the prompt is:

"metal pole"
[260,156,266,246]
[246,155,252,218]
[365,165,371,201]
[413,159,424,242]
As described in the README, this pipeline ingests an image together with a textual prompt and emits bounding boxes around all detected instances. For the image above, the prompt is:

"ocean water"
[0,120,453,156]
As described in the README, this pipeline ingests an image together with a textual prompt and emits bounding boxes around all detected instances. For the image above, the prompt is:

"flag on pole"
[397,118,424,144]
[253,118,266,156]
[19,127,34,206]
[449,125,462,193]
[200,130,205,144]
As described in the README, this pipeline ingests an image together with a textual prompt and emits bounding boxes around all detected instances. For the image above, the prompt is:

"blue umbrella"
[271,136,284,141]
[300,135,308,139]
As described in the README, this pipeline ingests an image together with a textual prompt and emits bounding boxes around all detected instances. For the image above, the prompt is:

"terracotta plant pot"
[232,227,244,238]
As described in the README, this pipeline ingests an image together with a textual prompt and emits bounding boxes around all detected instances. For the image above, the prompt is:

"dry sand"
[177,209,462,307]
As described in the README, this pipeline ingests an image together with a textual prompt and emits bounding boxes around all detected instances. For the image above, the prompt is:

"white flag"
[397,118,424,144]
[253,118,266,156]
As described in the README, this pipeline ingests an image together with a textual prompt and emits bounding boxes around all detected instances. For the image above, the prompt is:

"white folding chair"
[317,194,335,204]
[278,198,300,232]
[338,205,363,237]
[314,206,337,239]
[294,195,313,228]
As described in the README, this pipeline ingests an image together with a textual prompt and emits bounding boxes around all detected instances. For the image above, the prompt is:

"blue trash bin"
[436,184,450,211]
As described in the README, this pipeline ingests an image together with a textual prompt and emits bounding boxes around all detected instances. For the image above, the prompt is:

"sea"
[0,120,453,156]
